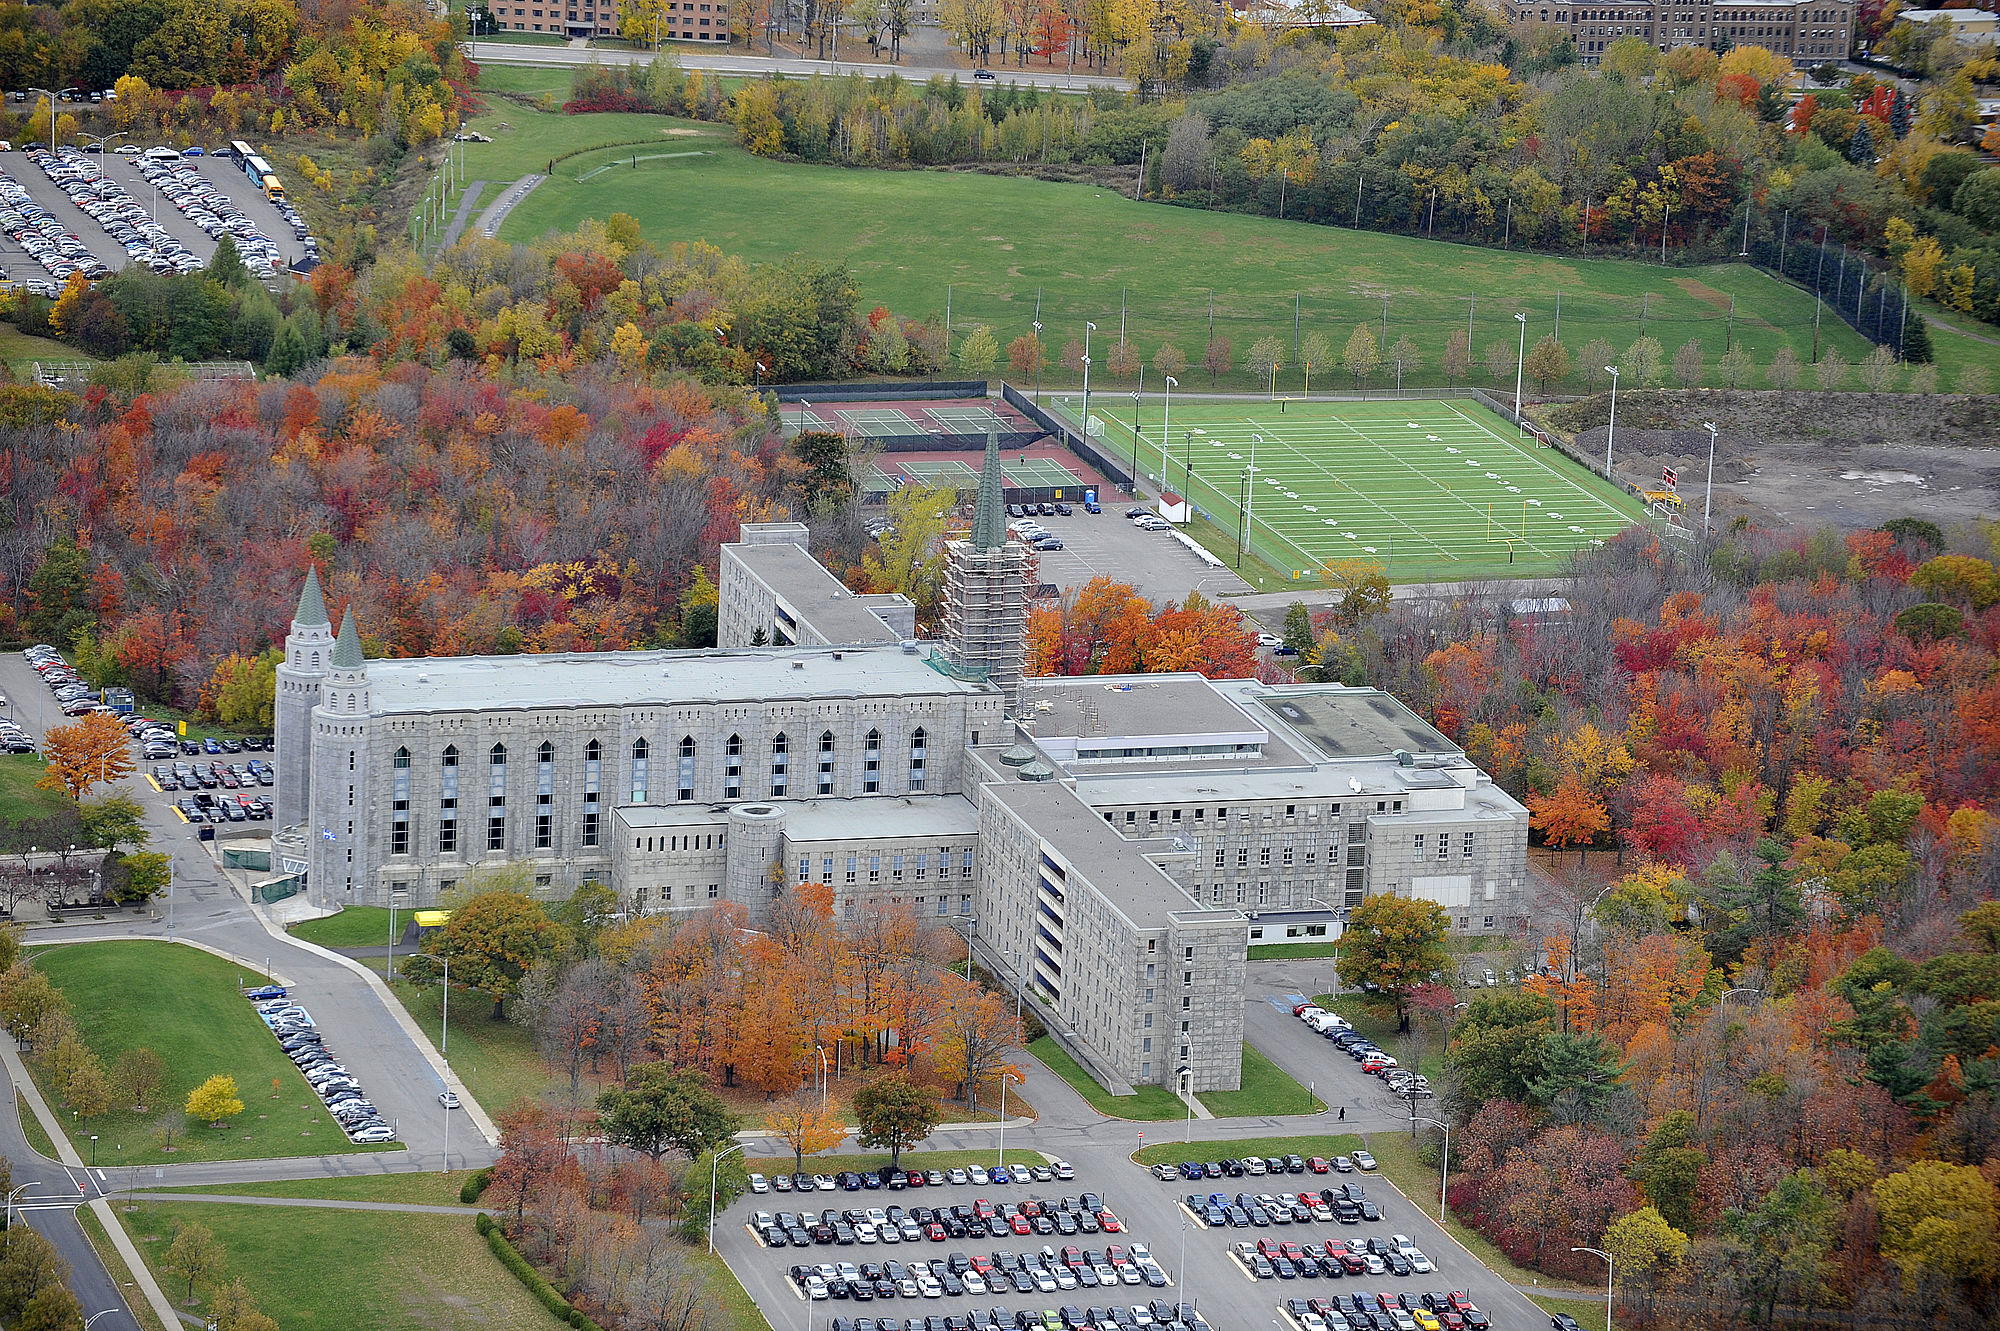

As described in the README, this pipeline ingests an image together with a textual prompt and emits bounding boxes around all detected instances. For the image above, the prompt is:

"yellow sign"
[413,910,453,928]
[178,720,187,736]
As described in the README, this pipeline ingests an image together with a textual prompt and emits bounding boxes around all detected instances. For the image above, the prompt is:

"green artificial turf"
[497,131,1993,393]
[31,941,397,1164]
[121,1202,568,1331]
[1027,1037,1186,1121]
[288,905,405,950]
[1132,1133,1362,1167]
[1195,1042,1327,1117]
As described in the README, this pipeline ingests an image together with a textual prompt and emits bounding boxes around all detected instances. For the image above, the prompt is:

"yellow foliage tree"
[37,711,137,801]
[186,1074,245,1126]
[762,1091,848,1173]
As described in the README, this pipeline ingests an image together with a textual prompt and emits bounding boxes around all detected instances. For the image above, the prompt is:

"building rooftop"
[985,780,1204,930]
[362,646,988,714]
[727,542,911,645]
[780,795,981,842]
[1238,685,1461,762]
[1020,675,1269,743]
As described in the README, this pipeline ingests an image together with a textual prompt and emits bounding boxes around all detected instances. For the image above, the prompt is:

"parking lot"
[713,1123,1557,1331]
[0,144,310,284]
[1001,505,1252,605]
[249,984,403,1144]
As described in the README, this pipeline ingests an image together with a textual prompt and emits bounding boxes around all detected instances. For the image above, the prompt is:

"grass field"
[33,941,395,1164]
[158,1173,482,1206]
[494,125,2000,388]
[1029,1036,1317,1120]
[385,975,575,1116]
[1195,1042,1324,1117]
[121,1203,567,1331]
[289,905,402,950]
[1055,396,1648,580]
[16,1090,57,1159]
[0,752,70,818]
[1029,1037,1187,1120]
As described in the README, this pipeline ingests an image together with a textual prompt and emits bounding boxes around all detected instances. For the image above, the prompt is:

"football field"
[1047,395,1651,582]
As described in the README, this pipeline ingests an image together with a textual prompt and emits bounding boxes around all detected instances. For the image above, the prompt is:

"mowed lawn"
[289,905,403,950]
[495,131,2000,388]
[1055,396,1648,580]
[123,1203,566,1331]
[32,941,396,1164]
[0,753,70,818]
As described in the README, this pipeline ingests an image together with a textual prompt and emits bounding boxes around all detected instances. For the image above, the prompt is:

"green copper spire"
[294,566,328,627]
[971,428,1007,551]
[331,608,363,670]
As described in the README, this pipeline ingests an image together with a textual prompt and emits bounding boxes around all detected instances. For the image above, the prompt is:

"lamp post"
[84,1313,121,1329]
[708,1141,749,1254]
[1701,421,1718,531]
[1031,320,1043,407]
[1130,379,1143,494]
[1411,1114,1450,1212]
[1511,312,1528,435]
[1572,1246,1614,1331]
[1603,366,1620,482]
[28,88,78,156]
[6,1183,39,1228]
[90,1133,98,1167]
[816,1044,829,1116]
[1161,375,1176,454]
[1080,322,1096,442]
[1179,1064,1193,1143]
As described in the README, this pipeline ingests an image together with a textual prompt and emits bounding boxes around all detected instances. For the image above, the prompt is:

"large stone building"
[1500,0,1854,63]
[275,473,1527,1093]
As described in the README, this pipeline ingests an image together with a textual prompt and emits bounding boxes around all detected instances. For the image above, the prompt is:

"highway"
[464,39,1132,91]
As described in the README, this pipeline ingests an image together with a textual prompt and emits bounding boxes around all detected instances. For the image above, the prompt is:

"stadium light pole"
[1701,422,1718,532]
[1602,366,1619,482]
[1031,320,1043,407]
[1511,312,1527,437]
[1161,375,1176,452]
[1081,322,1096,444]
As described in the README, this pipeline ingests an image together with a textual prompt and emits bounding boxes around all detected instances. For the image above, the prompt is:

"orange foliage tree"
[37,711,136,800]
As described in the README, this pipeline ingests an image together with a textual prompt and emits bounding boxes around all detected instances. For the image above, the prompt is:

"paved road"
[465,40,1130,90]
[0,654,499,1178]
[440,179,490,248]
[476,173,545,239]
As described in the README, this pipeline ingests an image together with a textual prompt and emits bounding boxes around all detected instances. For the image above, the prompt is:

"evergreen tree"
[1902,312,1935,364]
[1891,89,1912,138]
[266,320,308,377]
[207,233,247,288]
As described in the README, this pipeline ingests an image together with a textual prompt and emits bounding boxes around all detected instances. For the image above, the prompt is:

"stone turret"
[273,568,331,831]
[939,430,1029,702]
[307,607,371,909]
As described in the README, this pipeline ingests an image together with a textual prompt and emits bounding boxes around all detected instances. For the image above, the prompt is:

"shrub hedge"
[460,1166,495,1205]
[476,1215,607,1331]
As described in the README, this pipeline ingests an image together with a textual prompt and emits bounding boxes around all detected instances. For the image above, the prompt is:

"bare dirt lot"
[1535,390,2000,531]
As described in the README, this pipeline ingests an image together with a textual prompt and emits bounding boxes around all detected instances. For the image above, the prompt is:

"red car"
[1306,1157,1331,1174]
[906,1170,925,1187]
[1098,1211,1122,1232]
[1447,1294,1475,1315]
[923,1222,945,1241]
[1281,1242,1306,1262]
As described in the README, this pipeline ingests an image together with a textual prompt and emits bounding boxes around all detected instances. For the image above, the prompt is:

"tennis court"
[1045,395,1649,580]
[781,399,1037,444]
[869,452,1094,495]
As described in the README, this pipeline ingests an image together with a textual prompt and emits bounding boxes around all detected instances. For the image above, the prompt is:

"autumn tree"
[933,979,1020,1114]
[1523,334,1571,391]
[1341,324,1379,389]
[79,793,149,855]
[1874,1159,2000,1283]
[115,1046,168,1113]
[1007,333,1045,383]
[185,1074,244,1126]
[853,1073,940,1169]
[763,1089,846,1172]
[37,712,135,800]
[1337,894,1451,1032]
[162,1220,224,1303]
[1201,336,1232,386]
[421,886,559,1018]
[1528,778,1610,865]
[596,1062,740,1161]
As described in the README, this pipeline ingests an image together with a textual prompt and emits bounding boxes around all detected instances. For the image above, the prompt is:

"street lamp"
[5,1183,39,1228]
[1130,380,1144,494]
[90,1133,97,1167]
[1179,1064,1193,1143]
[84,1313,121,1329]
[28,88,78,157]
[1572,1246,1614,1331]
[1161,375,1177,456]
[1511,312,1528,435]
[1701,421,1718,531]
[1411,1114,1450,1212]
[708,1141,750,1254]
[815,1044,829,1116]
[1603,366,1620,482]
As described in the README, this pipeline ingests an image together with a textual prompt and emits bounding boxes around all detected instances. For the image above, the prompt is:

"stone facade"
[1499,0,1854,62]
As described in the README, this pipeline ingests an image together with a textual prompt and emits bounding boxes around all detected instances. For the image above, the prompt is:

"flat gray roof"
[728,543,909,645]
[781,795,980,842]
[1243,686,1461,761]
[986,780,1200,930]
[1019,675,1268,744]
[364,646,986,714]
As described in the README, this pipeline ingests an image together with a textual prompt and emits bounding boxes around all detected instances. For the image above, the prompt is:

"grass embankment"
[1030,1036,1317,1119]
[496,130,1987,390]
[1132,1134,1363,1168]
[156,1173,482,1206]
[75,1205,171,1331]
[1028,1037,1186,1121]
[384,976,568,1116]
[0,323,87,377]
[289,905,404,950]
[1196,1042,1325,1117]
[32,941,396,1164]
[120,1202,569,1331]
[1530,1297,1608,1331]
[15,1090,58,1159]
[0,753,72,817]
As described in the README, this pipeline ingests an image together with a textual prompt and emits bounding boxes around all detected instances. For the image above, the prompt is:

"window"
[869,854,881,884]
[846,853,858,885]
[724,734,742,799]
[862,729,882,793]
[583,739,601,847]
[391,747,410,855]
[630,737,649,803]
[818,731,835,795]
[708,884,719,900]
[487,744,507,851]
[909,727,927,792]
[1438,836,1450,861]
[439,744,459,852]
[771,732,789,797]
[1259,846,1271,867]
[1463,831,1476,859]
[915,851,929,880]
[677,736,696,802]
[962,849,975,879]
[892,853,904,882]
[1414,834,1426,855]
[535,742,554,850]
